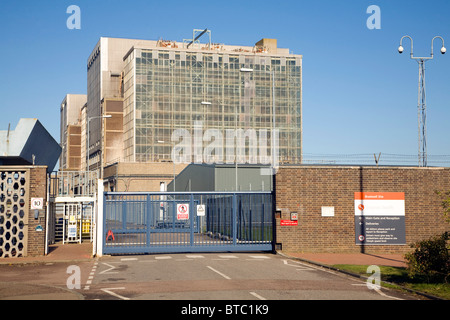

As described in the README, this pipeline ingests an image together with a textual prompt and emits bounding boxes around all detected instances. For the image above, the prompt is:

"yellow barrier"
[82,219,91,234]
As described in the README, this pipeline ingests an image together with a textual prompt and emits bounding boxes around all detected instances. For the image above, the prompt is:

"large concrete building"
[62,31,303,191]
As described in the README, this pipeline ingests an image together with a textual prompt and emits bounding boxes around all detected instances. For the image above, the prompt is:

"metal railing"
[48,171,98,198]
[301,153,450,167]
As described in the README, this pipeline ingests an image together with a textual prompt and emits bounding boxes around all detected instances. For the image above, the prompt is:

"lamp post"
[240,67,276,175]
[157,140,177,191]
[398,35,446,167]
[87,115,112,187]
[238,68,255,190]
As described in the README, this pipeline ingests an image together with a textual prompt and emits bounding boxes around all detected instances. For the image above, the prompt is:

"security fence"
[102,191,273,254]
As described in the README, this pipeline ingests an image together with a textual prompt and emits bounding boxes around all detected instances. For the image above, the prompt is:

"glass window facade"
[123,47,302,164]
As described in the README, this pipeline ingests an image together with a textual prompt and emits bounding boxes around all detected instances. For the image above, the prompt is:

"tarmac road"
[85,253,416,301]
[0,252,420,301]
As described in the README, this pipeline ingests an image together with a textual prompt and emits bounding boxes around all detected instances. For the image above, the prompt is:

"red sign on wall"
[280,220,298,226]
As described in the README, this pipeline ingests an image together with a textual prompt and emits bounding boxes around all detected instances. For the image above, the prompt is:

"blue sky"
[0,0,449,163]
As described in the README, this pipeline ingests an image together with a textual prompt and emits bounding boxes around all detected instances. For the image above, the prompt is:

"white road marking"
[84,261,99,290]
[352,280,404,300]
[207,266,231,280]
[282,259,314,270]
[373,288,403,300]
[250,291,267,300]
[100,287,130,300]
[99,262,119,275]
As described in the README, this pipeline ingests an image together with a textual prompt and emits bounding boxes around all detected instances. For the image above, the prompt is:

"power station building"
[61,31,303,191]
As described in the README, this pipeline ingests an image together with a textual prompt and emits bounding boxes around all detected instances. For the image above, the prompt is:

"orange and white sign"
[354,192,405,216]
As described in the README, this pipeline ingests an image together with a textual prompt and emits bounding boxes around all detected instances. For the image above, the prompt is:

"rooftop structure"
[0,119,61,172]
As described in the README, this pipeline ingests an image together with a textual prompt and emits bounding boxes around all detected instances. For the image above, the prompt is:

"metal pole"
[272,69,276,173]
[87,116,90,176]
[237,67,255,190]
[173,143,176,191]
[398,35,445,167]
[417,60,427,167]
[87,115,111,192]
[236,72,239,191]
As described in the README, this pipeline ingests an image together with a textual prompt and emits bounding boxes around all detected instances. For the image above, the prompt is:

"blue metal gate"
[103,192,273,255]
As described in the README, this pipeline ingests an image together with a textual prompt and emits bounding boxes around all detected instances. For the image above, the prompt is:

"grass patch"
[332,264,450,300]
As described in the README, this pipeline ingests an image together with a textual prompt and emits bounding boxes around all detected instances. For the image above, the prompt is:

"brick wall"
[27,166,48,256]
[275,166,450,255]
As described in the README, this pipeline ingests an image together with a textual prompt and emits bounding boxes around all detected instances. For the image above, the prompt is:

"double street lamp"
[398,35,446,167]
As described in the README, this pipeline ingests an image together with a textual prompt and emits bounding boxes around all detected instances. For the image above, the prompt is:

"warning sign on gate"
[197,204,206,217]
[177,204,189,220]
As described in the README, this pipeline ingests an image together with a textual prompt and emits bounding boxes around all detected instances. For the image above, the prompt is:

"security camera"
[441,46,447,54]
[398,45,404,54]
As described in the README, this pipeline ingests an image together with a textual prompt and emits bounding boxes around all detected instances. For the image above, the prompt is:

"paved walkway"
[283,252,407,268]
[0,242,94,265]
[0,243,93,300]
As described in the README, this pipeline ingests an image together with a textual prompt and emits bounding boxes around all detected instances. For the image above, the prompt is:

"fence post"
[261,201,265,242]
[232,193,237,246]
[122,199,127,230]
[95,179,104,257]
[146,194,151,248]
[190,193,194,246]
